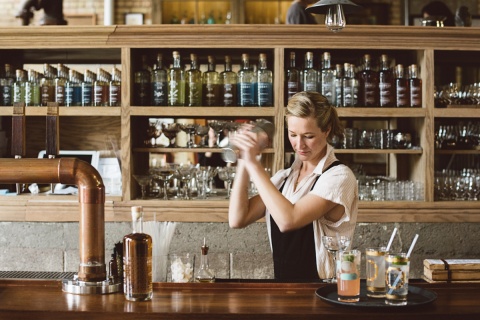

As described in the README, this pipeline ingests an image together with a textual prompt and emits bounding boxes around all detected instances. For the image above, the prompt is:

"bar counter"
[1,279,479,319]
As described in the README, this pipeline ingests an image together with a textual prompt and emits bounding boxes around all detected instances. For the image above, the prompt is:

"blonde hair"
[286,91,344,143]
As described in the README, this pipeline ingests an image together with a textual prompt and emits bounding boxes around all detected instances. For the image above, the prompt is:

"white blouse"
[266,144,359,279]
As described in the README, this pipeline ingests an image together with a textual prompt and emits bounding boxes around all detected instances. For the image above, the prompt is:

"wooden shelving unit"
[1,25,480,222]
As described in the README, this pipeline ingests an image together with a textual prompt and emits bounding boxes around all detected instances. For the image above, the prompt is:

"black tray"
[316,281,437,308]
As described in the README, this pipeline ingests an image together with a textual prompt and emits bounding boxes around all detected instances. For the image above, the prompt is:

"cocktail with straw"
[385,234,419,305]
[366,227,397,298]
[322,234,351,283]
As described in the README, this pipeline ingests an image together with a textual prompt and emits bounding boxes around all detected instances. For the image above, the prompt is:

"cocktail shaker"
[222,119,274,163]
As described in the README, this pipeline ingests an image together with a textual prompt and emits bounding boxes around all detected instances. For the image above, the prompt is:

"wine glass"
[217,166,236,199]
[195,166,218,199]
[133,174,152,199]
[321,235,351,283]
[162,122,181,147]
[195,124,210,147]
[180,123,198,148]
[145,119,162,147]
[207,120,227,147]
[150,163,178,200]
[176,164,195,200]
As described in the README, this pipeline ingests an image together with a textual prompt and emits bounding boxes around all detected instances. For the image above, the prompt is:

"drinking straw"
[385,227,397,251]
[387,234,419,294]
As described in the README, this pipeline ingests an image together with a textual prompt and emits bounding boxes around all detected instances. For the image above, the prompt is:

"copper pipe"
[0,158,106,282]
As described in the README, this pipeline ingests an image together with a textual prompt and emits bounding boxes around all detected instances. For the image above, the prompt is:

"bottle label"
[56,86,65,104]
[258,82,272,106]
[94,84,104,105]
[123,256,153,295]
[110,84,120,106]
[379,82,393,106]
[304,82,317,92]
[410,84,421,107]
[223,83,236,106]
[2,86,12,106]
[238,82,254,106]
[152,82,167,106]
[287,81,299,100]
[364,81,378,105]
[65,85,73,105]
[396,85,409,107]
[13,84,23,103]
[82,84,92,106]
[322,83,334,103]
[169,80,180,105]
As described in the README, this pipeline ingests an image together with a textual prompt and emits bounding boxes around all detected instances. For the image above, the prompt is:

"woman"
[228,91,358,281]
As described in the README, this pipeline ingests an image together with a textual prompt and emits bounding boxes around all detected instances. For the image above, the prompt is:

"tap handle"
[11,102,26,158]
[46,102,60,158]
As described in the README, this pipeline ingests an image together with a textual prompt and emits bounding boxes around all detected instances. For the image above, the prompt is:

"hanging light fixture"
[306,0,361,32]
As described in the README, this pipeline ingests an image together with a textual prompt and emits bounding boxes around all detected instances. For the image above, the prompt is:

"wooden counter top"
[1,280,479,319]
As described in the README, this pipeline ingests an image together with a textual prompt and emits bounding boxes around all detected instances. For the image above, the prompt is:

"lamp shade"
[306,0,362,15]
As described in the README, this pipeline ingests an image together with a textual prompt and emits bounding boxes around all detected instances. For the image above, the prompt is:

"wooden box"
[424,259,480,282]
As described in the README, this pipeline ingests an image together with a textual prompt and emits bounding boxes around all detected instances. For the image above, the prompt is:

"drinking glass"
[336,249,361,302]
[132,174,152,199]
[217,166,236,199]
[385,253,410,305]
[195,124,210,147]
[176,164,195,200]
[168,253,195,283]
[180,123,197,148]
[195,166,217,199]
[145,119,162,147]
[322,235,351,283]
[150,163,178,200]
[208,120,227,147]
[161,122,181,147]
[366,246,388,298]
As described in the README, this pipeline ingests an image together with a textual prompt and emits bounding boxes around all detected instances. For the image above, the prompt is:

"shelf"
[336,108,426,118]
[0,107,121,117]
[129,107,276,117]
[435,149,480,154]
[133,147,275,153]
[434,108,480,118]
[334,148,422,154]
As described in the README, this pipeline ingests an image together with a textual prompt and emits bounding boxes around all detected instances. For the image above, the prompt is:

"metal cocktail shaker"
[222,119,274,163]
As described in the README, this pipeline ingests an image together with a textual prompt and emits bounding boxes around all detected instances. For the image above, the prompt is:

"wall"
[1,221,479,280]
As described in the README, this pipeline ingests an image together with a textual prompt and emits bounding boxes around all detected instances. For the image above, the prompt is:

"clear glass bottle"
[321,52,335,104]
[257,53,273,107]
[94,68,108,107]
[285,51,299,103]
[151,53,168,106]
[409,64,422,108]
[123,206,153,301]
[379,54,394,107]
[13,69,26,104]
[195,238,215,283]
[1,64,15,106]
[333,64,343,107]
[358,54,379,107]
[203,55,221,106]
[342,63,354,107]
[81,70,94,106]
[109,67,121,107]
[303,51,318,92]
[186,53,202,106]
[55,64,67,106]
[395,64,409,108]
[237,53,256,106]
[220,55,237,106]
[65,69,78,107]
[29,70,41,107]
[40,64,55,106]
[168,51,186,106]
[134,55,151,106]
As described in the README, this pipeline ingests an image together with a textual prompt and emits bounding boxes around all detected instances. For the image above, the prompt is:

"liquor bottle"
[168,51,186,106]
[321,52,335,104]
[123,206,153,301]
[409,64,422,108]
[25,70,34,106]
[195,238,215,283]
[257,53,273,107]
[237,53,256,106]
[55,64,67,106]
[285,51,299,103]
[109,67,121,107]
[82,70,94,106]
[358,54,379,107]
[333,64,343,107]
[350,64,359,107]
[13,69,26,104]
[220,55,237,106]
[28,70,41,106]
[303,52,318,92]
[134,55,151,106]
[378,54,394,107]
[1,64,15,106]
[342,63,354,107]
[394,64,409,108]
[203,55,221,106]
[151,53,167,106]
[41,64,55,106]
[186,53,202,106]
[94,68,108,107]
[65,69,78,107]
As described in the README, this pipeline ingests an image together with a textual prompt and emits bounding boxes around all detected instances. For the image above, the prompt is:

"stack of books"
[423,259,480,282]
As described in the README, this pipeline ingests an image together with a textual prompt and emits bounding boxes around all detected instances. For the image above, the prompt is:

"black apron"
[271,161,342,281]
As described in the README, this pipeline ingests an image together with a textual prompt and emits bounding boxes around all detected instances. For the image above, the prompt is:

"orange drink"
[336,249,361,302]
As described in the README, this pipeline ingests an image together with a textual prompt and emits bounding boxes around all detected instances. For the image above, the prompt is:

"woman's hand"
[229,124,268,163]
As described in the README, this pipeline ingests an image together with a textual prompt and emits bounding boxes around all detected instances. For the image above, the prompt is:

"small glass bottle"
[220,55,237,106]
[65,69,76,107]
[13,69,26,104]
[168,51,186,106]
[55,64,67,106]
[1,64,15,106]
[409,64,422,108]
[203,55,221,106]
[257,53,273,107]
[237,53,256,106]
[186,53,202,106]
[395,64,409,108]
[358,54,379,107]
[333,64,343,107]
[195,237,215,283]
[30,70,41,107]
[24,70,34,106]
[321,52,335,104]
[379,54,394,107]
[342,63,354,107]
[81,70,94,106]
[134,55,151,106]
[303,51,318,92]
[94,68,108,107]
[40,64,55,106]
[285,51,299,103]
[109,67,121,107]
[151,53,168,106]
[123,206,153,301]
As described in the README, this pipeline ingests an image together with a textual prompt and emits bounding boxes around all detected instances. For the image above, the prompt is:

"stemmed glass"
[145,119,162,147]
[195,166,218,199]
[162,122,181,147]
[180,123,198,148]
[133,174,152,199]
[150,163,178,200]
[195,124,210,147]
[217,166,236,199]
[208,120,227,147]
[176,164,195,200]
[321,235,351,283]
